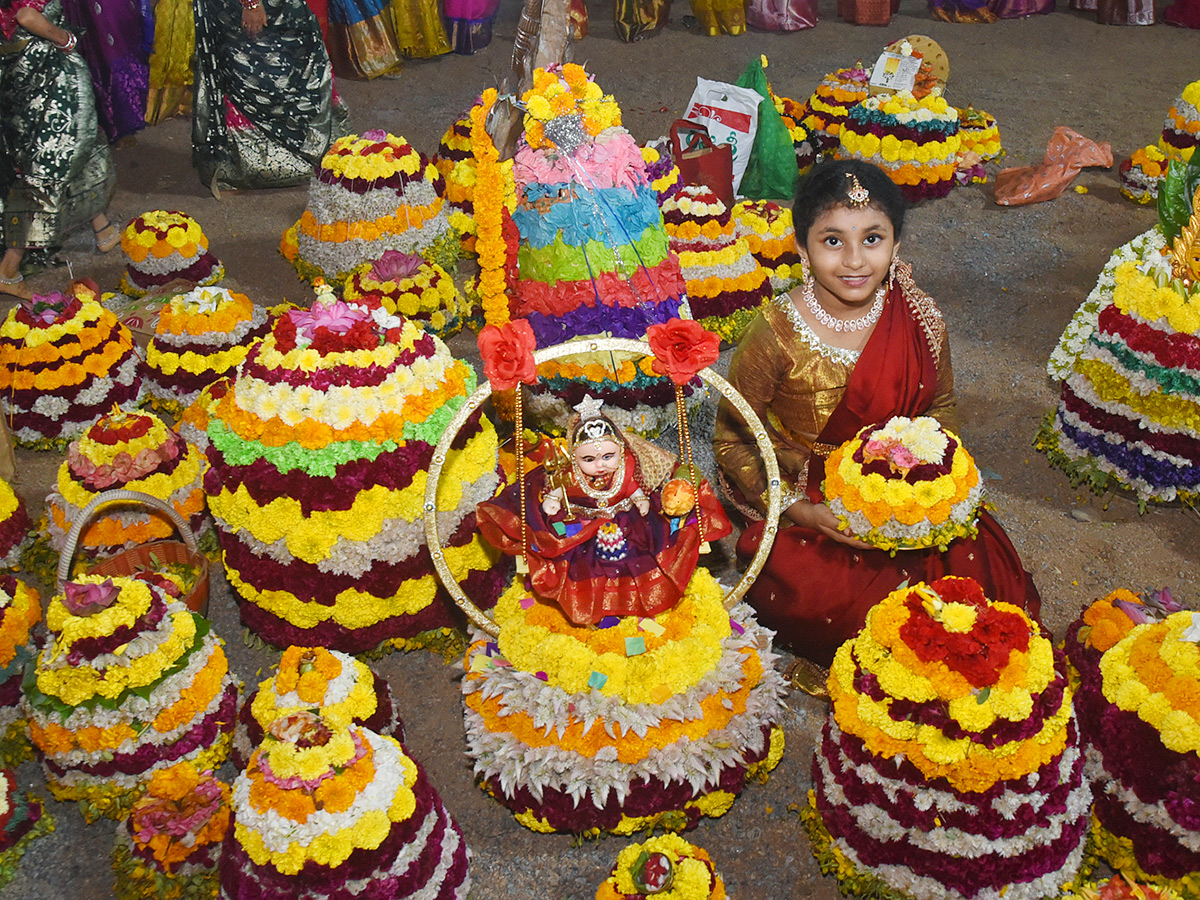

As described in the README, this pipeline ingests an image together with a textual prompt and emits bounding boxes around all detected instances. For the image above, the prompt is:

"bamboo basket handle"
[56,489,199,593]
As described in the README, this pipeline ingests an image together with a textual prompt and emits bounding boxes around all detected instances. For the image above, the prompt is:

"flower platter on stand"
[203,285,507,655]
[801,575,1091,900]
[427,325,787,836]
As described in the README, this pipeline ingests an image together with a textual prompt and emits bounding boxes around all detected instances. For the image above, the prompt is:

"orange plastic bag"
[993,127,1113,206]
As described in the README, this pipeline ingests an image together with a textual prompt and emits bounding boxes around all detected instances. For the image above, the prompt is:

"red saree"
[736,280,1041,667]
[477,449,732,625]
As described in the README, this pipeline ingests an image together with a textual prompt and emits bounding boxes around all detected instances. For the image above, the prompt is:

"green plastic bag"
[734,56,798,201]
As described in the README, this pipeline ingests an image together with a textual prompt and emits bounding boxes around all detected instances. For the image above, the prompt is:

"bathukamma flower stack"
[1119,81,1199,204]
[463,568,787,835]
[0,768,53,891]
[25,574,239,821]
[732,200,805,294]
[144,286,270,416]
[1064,589,1200,897]
[640,141,685,205]
[111,762,230,900]
[218,711,471,899]
[0,576,39,767]
[802,575,1090,900]
[662,185,772,344]
[203,291,504,654]
[0,481,31,571]
[232,645,403,769]
[281,131,457,286]
[0,290,144,449]
[955,106,1003,185]
[1041,225,1200,508]
[596,834,726,900]
[823,415,983,553]
[341,249,468,339]
[801,66,870,156]
[44,406,209,559]
[119,211,225,298]
[837,89,962,203]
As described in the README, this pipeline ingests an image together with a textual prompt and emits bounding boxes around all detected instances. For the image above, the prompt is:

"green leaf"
[976,686,991,705]
[1158,153,1200,243]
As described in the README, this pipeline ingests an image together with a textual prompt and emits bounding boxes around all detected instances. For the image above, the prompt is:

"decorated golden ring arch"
[422,336,783,638]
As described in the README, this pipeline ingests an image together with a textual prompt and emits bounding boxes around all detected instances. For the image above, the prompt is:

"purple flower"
[369,250,424,283]
[61,579,120,616]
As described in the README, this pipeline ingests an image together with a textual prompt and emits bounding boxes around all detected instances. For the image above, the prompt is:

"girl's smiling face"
[799,203,899,312]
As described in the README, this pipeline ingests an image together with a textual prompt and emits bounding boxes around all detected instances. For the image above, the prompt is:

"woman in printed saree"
[192,0,348,190]
[62,0,151,141]
[714,159,1040,669]
[0,0,118,298]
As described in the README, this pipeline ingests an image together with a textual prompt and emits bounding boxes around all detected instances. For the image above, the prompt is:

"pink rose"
[890,447,918,470]
[62,579,120,616]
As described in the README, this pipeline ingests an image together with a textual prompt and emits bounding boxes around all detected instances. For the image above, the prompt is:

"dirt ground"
[2,3,1199,898]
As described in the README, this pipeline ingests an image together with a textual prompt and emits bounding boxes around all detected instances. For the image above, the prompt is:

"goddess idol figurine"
[476,395,731,625]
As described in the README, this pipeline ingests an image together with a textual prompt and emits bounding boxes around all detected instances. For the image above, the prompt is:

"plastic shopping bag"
[993,127,1112,206]
[734,56,799,200]
[683,78,761,195]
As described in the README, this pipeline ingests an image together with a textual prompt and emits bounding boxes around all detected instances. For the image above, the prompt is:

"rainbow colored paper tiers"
[0,768,53,892]
[663,186,773,344]
[145,286,270,416]
[0,576,40,768]
[218,714,471,899]
[203,297,505,654]
[112,764,230,900]
[1043,228,1200,507]
[0,292,144,449]
[45,407,209,558]
[803,576,1090,900]
[119,211,224,298]
[281,132,456,286]
[232,646,404,769]
[824,416,983,553]
[1065,592,1200,895]
[0,481,31,571]
[463,570,786,835]
[26,575,239,822]
[509,128,687,346]
[837,90,962,204]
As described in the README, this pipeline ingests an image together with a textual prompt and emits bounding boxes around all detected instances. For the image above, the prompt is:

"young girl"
[714,158,1041,669]
[477,395,731,625]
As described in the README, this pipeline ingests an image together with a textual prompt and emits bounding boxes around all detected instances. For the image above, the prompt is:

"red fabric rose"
[647,318,720,386]
[477,320,537,391]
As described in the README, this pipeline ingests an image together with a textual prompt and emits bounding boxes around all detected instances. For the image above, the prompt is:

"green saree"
[192,0,349,190]
[0,0,116,259]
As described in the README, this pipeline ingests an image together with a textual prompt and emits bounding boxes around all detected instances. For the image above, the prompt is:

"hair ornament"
[845,173,870,209]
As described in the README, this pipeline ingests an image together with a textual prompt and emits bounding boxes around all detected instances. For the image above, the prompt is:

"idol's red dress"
[715,262,1041,667]
[476,446,731,625]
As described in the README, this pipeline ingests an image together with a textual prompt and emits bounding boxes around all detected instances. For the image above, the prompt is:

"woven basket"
[56,490,209,616]
[850,0,892,24]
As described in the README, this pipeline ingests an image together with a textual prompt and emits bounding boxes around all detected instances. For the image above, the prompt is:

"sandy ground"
[2,3,1200,898]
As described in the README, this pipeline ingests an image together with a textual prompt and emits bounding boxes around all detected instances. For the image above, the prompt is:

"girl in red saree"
[714,159,1040,669]
[477,395,731,625]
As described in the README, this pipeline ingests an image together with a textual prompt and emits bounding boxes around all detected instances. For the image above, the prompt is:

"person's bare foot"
[0,271,31,300]
[93,215,120,253]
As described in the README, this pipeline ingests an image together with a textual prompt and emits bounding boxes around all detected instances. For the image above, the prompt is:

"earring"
[887,256,898,292]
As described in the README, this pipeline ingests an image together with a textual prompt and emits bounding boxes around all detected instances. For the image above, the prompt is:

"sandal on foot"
[0,272,31,300]
[94,220,120,253]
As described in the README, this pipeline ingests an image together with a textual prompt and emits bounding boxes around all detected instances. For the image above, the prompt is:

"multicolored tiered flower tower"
[0,576,39,767]
[203,291,504,653]
[803,576,1091,900]
[26,574,239,821]
[0,288,144,449]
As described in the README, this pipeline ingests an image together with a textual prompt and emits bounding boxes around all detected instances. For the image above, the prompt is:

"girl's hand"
[242,5,267,35]
[785,498,874,549]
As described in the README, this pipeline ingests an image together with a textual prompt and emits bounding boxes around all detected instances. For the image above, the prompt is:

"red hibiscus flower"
[647,318,720,386]
[477,320,537,392]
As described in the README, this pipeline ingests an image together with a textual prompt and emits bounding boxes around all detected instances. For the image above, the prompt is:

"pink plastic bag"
[746,0,818,30]
[993,127,1113,206]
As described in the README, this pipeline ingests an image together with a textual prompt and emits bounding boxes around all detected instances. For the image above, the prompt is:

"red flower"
[646,318,720,386]
[274,315,297,352]
[477,320,537,391]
